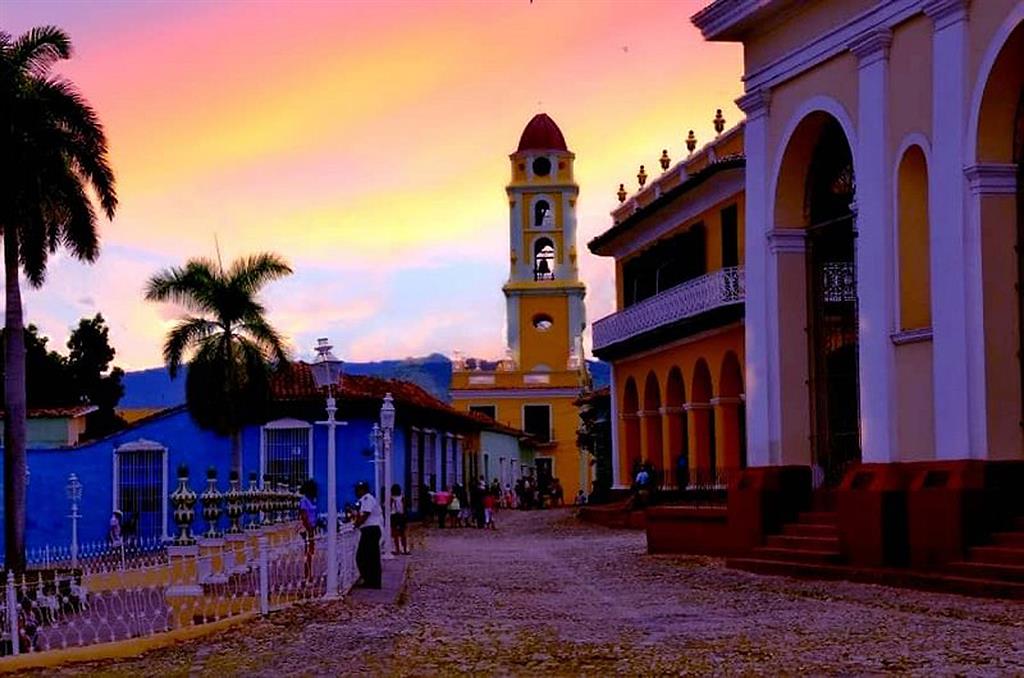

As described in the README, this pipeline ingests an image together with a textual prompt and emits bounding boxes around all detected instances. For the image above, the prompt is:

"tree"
[1,27,117,571]
[145,254,292,475]
[67,314,125,437]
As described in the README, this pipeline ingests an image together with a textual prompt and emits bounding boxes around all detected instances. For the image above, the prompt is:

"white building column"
[609,363,623,487]
[925,0,975,458]
[850,29,897,462]
[736,88,774,466]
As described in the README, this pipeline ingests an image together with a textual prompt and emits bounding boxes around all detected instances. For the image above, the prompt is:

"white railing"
[592,266,745,351]
[0,527,359,659]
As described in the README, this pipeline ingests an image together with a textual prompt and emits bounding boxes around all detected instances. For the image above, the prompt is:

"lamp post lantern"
[66,473,82,567]
[311,337,344,598]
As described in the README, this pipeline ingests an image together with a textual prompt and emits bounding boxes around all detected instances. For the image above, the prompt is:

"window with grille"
[262,421,312,491]
[114,442,167,541]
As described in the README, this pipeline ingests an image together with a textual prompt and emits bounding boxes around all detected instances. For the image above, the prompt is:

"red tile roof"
[270,363,531,436]
[517,113,568,152]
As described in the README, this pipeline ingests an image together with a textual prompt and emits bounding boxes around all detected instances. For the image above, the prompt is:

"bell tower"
[504,113,587,374]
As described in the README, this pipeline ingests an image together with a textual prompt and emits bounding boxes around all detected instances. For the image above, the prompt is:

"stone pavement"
[23,509,1024,677]
[349,555,408,606]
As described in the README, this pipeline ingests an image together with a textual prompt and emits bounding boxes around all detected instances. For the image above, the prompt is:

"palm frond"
[11,26,71,77]
[226,253,293,295]
[145,259,221,313]
[163,316,219,378]
[238,314,290,365]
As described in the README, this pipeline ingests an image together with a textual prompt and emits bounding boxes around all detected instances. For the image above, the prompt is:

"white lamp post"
[310,338,344,598]
[379,394,395,560]
[369,424,389,560]
[66,473,82,567]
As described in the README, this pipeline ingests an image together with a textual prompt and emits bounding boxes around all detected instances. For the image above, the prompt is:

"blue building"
[0,365,513,559]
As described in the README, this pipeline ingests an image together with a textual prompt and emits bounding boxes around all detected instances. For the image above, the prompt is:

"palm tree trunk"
[231,430,242,478]
[3,230,28,572]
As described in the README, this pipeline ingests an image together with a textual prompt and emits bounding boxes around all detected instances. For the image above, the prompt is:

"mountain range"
[119,354,610,408]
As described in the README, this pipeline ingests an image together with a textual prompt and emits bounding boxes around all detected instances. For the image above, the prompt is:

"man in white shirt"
[353,480,383,589]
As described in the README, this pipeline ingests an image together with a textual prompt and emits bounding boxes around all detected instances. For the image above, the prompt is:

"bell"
[536,258,551,275]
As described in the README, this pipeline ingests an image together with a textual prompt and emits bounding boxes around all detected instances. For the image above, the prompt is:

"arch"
[970,14,1024,457]
[534,199,551,227]
[621,377,641,482]
[665,366,688,487]
[770,96,858,229]
[690,359,715,479]
[533,236,555,280]
[643,371,664,476]
[894,142,931,330]
[771,107,861,482]
[966,6,1024,164]
[718,352,746,471]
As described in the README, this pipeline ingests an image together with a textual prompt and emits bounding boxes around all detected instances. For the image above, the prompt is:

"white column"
[925,0,974,459]
[850,29,897,462]
[736,88,774,466]
[609,363,623,487]
[434,431,443,488]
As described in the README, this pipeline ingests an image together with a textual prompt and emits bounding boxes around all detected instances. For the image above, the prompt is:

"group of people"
[296,479,413,591]
[429,477,499,529]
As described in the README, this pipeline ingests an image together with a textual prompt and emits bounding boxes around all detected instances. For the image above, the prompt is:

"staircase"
[729,510,843,575]
[945,516,1024,588]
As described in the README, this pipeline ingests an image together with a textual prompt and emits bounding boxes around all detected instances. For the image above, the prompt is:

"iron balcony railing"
[592,266,745,351]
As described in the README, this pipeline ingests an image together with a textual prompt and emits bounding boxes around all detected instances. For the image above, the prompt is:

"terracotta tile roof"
[271,363,516,432]
[574,386,610,406]
[464,410,537,442]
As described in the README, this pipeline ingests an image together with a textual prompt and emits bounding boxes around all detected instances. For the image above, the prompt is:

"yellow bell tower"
[504,113,587,373]
[450,113,591,499]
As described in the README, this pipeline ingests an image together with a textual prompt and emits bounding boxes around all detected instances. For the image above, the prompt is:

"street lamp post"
[379,394,395,560]
[66,473,82,567]
[369,424,389,560]
[311,338,344,598]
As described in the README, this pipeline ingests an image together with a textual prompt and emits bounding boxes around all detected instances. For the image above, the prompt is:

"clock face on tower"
[532,157,551,177]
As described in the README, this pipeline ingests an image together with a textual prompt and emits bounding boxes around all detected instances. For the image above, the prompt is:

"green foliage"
[0,315,126,436]
[145,253,292,469]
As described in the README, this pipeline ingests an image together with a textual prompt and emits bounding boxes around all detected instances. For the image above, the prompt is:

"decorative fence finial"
[659,149,671,171]
[617,183,627,203]
[713,108,725,135]
[637,165,648,188]
[686,130,697,154]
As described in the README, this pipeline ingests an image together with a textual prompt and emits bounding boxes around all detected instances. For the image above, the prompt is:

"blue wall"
[1,405,413,559]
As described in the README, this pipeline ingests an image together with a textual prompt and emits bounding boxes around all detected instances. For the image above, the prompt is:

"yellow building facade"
[450,114,591,498]
[590,124,747,489]
[692,0,1024,472]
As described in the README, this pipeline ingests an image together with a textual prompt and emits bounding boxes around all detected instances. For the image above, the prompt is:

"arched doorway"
[666,367,688,488]
[691,359,714,483]
[643,371,663,482]
[972,16,1024,456]
[621,377,641,482]
[775,111,860,485]
[718,352,746,471]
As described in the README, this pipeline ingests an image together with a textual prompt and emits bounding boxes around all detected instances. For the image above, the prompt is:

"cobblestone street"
[34,509,1024,677]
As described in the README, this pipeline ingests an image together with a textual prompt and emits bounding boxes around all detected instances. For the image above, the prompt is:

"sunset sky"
[4,0,742,369]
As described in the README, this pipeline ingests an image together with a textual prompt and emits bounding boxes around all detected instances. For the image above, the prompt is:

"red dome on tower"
[517,113,568,152]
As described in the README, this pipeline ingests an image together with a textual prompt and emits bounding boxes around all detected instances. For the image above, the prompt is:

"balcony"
[592,266,745,352]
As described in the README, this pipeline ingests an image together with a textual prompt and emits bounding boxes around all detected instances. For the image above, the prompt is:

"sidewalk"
[348,555,408,606]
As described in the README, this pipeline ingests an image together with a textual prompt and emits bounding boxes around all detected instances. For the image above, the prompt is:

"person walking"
[299,479,318,581]
[389,483,409,556]
[353,480,383,589]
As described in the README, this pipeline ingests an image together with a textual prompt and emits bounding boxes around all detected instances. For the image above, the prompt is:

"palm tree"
[1,27,117,570]
[145,254,292,475]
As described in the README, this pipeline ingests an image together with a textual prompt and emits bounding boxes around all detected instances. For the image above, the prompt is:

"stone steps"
[946,560,1024,583]
[750,546,842,564]
[968,545,1024,566]
[764,534,840,551]
[990,531,1024,548]
[797,511,838,526]
[782,522,839,538]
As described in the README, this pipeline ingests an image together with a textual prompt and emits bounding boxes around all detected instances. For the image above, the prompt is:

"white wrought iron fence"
[0,526,359,659]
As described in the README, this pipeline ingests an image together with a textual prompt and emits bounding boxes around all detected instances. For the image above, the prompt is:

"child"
[448,487,462,529]
[574,489,588,506]
[390,483,409,555]
[483,492,496,529]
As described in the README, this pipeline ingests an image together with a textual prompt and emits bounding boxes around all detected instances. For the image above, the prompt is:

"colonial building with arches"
[590,124,747,492]
[646,0,1024,585]
[450,114,592,499]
